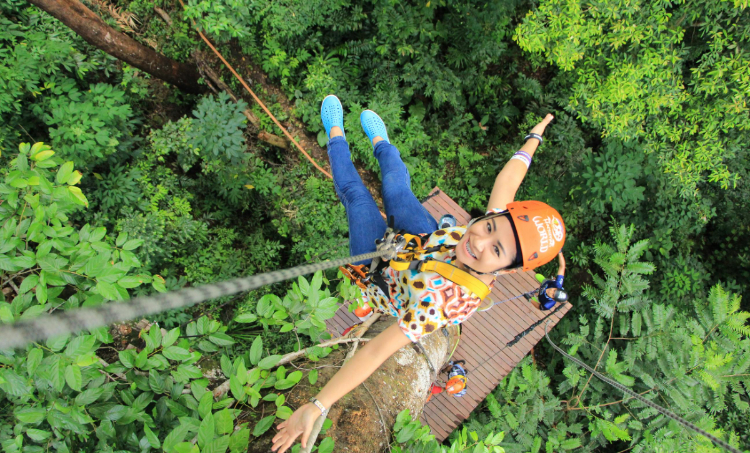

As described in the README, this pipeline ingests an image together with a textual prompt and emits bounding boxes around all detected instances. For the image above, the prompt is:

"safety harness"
[340,227,491,302]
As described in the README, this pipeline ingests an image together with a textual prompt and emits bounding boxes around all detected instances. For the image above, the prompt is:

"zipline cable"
[0,250,388,351]
[544,321,744,453]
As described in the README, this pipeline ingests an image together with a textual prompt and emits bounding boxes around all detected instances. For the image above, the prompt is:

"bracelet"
[511,151,532,169]
[309,397,327,416]
[524,133,543,144]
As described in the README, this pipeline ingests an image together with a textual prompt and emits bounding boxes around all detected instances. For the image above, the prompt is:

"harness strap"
[419,260,491,300]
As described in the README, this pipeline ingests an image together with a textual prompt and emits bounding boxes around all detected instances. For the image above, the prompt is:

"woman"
[271,95,564,452]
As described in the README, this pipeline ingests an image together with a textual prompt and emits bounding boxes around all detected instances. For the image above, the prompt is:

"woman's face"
[455,215,518,274]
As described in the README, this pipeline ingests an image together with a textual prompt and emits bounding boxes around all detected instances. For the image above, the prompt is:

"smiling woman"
[271,97,566,453]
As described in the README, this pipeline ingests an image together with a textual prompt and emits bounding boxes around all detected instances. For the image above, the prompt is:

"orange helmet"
[445,375,467,395]
[506,201,565,271]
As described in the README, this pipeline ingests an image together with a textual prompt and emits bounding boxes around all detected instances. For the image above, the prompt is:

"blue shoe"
[321,95,345,141]
[360,110,390,148]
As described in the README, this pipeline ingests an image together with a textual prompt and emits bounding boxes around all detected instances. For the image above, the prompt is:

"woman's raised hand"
[529,114,554,137]
[271,403,320,453]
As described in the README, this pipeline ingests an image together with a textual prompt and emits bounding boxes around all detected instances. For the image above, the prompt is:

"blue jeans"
[327,136,437,265]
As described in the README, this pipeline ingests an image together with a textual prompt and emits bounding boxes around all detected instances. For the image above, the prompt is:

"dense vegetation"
[1,0,748,452]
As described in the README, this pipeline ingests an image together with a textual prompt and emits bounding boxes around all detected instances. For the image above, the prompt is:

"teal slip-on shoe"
[360,110,390,148]
[321,95,345,141]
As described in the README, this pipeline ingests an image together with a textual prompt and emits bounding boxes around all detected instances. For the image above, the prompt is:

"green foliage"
[392,409,506,453]
[44,83,136,170]
[237,271,342,344]
[515,0,750,195]
[188,92,248,169]
[91,164,145,215]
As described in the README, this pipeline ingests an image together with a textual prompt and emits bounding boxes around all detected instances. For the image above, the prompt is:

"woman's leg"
[374,141,438,234]
[328,136,386,265]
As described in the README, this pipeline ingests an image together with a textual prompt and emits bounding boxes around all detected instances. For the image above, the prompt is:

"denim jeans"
[327,136,438,265]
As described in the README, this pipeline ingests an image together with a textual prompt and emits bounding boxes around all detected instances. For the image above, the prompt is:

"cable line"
[0,250,388,351]
[544,321,744,453]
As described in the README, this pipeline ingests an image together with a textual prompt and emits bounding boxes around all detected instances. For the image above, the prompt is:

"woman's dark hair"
[505,214,524,269]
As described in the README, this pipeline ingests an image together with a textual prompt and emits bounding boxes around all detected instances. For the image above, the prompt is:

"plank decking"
[325,187,571,442]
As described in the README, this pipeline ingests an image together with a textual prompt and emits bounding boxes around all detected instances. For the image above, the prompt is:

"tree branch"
[211,326,377,399]
[299,313,381,453]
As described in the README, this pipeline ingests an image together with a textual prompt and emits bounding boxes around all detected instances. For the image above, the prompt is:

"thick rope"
[0,250,387,351]
[544,321,743,453]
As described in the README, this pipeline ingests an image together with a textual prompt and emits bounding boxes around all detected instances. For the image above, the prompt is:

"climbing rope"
[176,0,331,179]
[544,321,743,453]
[0,249,388,351]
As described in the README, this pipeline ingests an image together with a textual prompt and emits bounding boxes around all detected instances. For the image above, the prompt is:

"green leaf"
[15,407,46,424]
[75,387,105,406]
[252,415,275,437]
[97,281,124,300]
[202,435,230,453]
[561,438,582,450]
[199,392,213,419]
[116,232,128,247]
[163,425,189,452]
[19,274,39,294]
[118,349,136,368]
[89,227,106,242]
[274,378,296,390]
[198,412,216,448]
[209,332,235,346]
[67,186,88,206]
[275,406,293,420]
[144,424,161,448]
[117,275,147,288]
[162,327,181,348]
[46,334,69,352]
[308,369,318,385]
[122,239,143,250]
[64,335,96,357]
[258,355,282,370]
[249,337,262,365]
[228,428,250,453]
[318,436,334,453]
[26,348,43,375]
[215,409,234,435]
[173,442,200,453]
[235,312,258,323]
[56,162,74,184]
[163,346,192,361]
[229,375,244,401]
[286,370,303,384]
[64,365,82,391]
[26,429,52,442]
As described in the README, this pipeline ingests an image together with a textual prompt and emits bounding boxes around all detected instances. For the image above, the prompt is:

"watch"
[309,397,327,416]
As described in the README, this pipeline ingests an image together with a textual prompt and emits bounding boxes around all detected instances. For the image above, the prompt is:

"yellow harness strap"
[419,260,491,300]
[382,233,491,300]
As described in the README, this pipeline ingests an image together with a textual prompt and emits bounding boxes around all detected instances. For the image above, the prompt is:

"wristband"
[511,151,531,169]
[310,397,327,416]
[524,133,543,144]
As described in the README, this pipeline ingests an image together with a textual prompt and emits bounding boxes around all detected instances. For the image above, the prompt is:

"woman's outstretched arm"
[487,114,554,211]
[271,322,412,453]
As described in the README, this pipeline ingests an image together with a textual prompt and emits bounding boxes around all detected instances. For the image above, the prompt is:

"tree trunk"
[247,317,460,453]
[27,0,205,94]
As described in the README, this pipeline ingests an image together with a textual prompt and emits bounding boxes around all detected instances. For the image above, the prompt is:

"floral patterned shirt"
[357,225,495,342]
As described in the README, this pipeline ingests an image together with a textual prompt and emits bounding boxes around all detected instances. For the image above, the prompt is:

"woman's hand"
[271,403,321,453]
[530,114,554,137]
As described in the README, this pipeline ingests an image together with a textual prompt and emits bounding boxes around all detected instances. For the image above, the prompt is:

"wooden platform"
[325,188,571,442]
